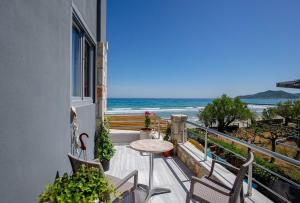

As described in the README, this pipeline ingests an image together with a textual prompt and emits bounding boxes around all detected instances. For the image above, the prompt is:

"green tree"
[198,104,215,127]
[262,101,300,160]
[276,101,295,125]
[293,100,300,118]
[262,107,277,121]
[292,100,300,159]
[242,122,264,144]
[198,95,252,132]
[259,124,287,163]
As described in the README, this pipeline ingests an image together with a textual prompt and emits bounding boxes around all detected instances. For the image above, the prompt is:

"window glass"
[72,27,81,97]
[72,17,95,101]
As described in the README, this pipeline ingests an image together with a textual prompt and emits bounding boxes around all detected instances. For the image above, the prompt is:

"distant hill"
[295,93,300,97]
[237,90,300,99]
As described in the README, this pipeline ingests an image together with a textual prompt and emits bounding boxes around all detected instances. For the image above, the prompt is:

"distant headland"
[237,90,300,99]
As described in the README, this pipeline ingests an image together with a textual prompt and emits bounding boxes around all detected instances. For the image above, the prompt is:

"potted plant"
[95,120,116,171]
[140,111,153,139]
[38,165,117,203]
[162,125,172,157]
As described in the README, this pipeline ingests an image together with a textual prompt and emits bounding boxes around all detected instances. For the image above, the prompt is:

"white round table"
[130,139,173,202]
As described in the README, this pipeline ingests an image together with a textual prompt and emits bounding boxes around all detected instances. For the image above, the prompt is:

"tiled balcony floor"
[108,129,272,203]
[106,144,193,203]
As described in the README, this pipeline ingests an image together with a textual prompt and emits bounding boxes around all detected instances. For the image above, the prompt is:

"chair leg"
[240,188,244,203]
[186,193,191,203]
[131,191,136,203]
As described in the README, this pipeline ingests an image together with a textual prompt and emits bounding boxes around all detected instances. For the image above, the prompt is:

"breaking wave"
[107,106,204,114]
[107,104,272,115]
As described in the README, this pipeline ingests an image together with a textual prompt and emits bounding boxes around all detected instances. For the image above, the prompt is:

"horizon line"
[106,97,280,99]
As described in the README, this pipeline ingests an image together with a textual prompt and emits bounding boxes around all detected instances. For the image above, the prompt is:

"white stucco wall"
[0,0,98,202]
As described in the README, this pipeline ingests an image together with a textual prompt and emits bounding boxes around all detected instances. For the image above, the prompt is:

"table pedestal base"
[138,184,171,202]
[129,140,174,203]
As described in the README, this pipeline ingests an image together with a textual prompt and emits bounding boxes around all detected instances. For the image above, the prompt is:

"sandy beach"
[107,113,169,132]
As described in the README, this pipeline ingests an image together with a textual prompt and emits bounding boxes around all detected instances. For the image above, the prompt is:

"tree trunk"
[284,118,289,126]
[270,140,276,163]
[217,120,225,132]
[218,124,225,132]
[295,134,300,160]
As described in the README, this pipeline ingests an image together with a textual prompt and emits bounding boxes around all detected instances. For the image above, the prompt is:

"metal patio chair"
[68,153,138,203]
[186,152,254,203]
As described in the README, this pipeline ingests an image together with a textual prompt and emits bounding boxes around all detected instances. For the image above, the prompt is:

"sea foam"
[107,104,271,115]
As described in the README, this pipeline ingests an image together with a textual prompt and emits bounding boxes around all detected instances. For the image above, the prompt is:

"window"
[71,18,95,101]
[72,27,81,97]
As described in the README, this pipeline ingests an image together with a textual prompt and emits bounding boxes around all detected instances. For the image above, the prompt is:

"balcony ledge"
[178,142,273,203]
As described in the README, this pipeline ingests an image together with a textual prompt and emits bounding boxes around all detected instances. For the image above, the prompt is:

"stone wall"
[170,114,209,178]
[177,144,209,178]
[96,42,108,119]
[171,115,188,143]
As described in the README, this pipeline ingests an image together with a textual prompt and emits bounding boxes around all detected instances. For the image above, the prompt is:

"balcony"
[105,114,300,202]
[107,133,192,202]
[107,116,298,202]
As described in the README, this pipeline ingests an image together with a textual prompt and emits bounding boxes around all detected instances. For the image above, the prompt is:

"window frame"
[71,11,96,105]
[83,38,94,99]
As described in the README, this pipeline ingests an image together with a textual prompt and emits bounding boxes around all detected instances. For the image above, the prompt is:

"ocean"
[107,98,292,122]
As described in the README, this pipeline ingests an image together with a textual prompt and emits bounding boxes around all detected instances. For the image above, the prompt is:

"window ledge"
[71,97,93,107]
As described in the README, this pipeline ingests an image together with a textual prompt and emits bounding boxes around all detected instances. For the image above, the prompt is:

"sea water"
[107,98,291,122]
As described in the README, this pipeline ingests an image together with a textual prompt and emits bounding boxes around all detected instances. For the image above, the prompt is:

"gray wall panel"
[75,103,96,159]
[73,0,97,38]
[0,0,97,202]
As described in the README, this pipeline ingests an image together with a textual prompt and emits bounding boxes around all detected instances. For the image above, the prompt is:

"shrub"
[38,165,117,203]
[95,120,115,161]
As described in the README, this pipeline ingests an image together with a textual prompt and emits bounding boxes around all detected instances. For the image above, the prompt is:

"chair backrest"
[67,153,105,175]
[229,152,254,203]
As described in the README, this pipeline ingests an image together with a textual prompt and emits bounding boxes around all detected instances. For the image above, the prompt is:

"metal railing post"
[247,161,253,196]
[158,120,160,139]
[204,128,208,161]
[247,140,253,196]
[182,126,185,143]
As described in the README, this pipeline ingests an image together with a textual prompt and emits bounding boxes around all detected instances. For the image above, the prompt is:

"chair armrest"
[190,176,230,196]
[92,158,99,162]
[115,170,138,190]
[208,159,239,177]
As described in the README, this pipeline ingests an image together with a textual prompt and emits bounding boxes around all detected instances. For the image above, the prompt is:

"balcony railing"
[186,120,300,203]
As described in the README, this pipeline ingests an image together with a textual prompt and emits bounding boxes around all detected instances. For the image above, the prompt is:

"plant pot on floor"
[101,159,110,171]
[140,128,153,139]
[162,150,171,157]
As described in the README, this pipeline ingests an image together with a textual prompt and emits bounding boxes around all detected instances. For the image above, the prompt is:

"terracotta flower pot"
[162,150,171,157]
[210,145,217,151]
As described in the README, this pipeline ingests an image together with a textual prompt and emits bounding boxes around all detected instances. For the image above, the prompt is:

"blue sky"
[107,0,300,98]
